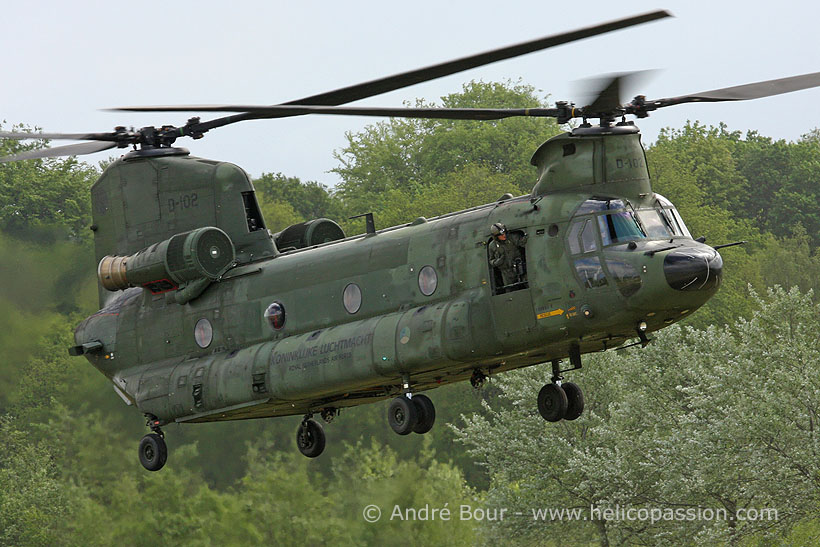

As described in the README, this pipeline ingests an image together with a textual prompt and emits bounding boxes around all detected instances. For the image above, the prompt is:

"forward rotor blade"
[282,10,671,107]
[579,70,657,113]
[185,10,671,133]
[651,71,820,107]
[0,141,116,163]
[113,104,561,121]
[0,130,120,142]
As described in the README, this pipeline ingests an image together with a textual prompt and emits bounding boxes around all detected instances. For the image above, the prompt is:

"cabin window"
[418,266,438,296]
[264,302,286,330]
[343,283,362,313]
[194,318,213,348]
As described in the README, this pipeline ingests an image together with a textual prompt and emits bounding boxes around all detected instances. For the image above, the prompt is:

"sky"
[2,0,819,188]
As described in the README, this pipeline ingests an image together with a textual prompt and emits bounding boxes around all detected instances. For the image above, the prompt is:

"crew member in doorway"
[489,222,528,288]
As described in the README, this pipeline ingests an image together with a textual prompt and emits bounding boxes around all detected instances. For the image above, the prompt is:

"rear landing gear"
[296,416,326,458]
[411,394,436,434]
[139,415,168,471]
[537,352,585,422]
[388,394,436,435]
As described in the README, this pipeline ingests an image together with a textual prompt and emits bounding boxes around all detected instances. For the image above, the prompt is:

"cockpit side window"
[567,218,599,255]
[637,208,673,238]
[652,193,692,238]
[669,208,692,238]
[580,220,598,253]
[567,221,583,254]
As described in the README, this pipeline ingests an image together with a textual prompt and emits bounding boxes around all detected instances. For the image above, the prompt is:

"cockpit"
[569,195,691,252]
[564,195,716,299]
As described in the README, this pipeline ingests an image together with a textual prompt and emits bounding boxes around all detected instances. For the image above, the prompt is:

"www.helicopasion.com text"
[361,504,778,524]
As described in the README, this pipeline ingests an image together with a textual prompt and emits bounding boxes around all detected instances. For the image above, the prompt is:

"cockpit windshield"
[572,198,646,246]
[597,211,645,245]
[570,195,691,251]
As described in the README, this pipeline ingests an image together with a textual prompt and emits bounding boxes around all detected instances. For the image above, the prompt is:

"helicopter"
[2,9,819,472]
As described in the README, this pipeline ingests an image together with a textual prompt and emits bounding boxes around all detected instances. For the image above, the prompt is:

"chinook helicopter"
[3,10,820,472]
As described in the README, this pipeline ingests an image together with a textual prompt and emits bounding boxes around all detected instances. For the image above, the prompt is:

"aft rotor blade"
[0,130,121,142]
[649,71,820,108]
[188,10,671,133]
[0,141,116,163]
[113,104,562,121]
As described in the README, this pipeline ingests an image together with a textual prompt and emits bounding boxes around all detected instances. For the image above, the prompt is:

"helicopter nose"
[663,247,723,292]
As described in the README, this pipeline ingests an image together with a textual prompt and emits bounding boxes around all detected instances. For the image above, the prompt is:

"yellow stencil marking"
[537,308,565,320]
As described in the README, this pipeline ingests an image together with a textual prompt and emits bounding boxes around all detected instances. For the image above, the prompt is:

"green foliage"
[0,417,68,546]
[254,172,343,223]
[649,121,820,248]
[0,124,97,240]
[257,195,304,233]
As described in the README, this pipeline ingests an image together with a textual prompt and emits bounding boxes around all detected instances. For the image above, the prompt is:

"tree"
[0,124,97,240]
[253,172,342,222]
[0,417,68,546]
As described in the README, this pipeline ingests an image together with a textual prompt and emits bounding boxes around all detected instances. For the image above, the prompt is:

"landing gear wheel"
[561,382,585,421]
[537,383,568,422]
[296,418,326,458]
[411,394,436,434]
[139,433,167,471]
[388,396,418,435]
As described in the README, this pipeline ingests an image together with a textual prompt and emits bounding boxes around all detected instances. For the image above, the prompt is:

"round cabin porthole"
[264,302,286,330]
[194,318,213,348]
[343,283,362,314]
[418,265,438,296]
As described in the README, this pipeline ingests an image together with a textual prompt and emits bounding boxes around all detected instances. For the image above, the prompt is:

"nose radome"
[663,248,723,291]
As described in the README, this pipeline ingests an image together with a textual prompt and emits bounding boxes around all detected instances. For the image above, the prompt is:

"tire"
[139,433,167,471]
[537,383,568,422]
[561,382,585,421]
[296,419,326,458]
[388,396,418,435]
[411,394,436,434]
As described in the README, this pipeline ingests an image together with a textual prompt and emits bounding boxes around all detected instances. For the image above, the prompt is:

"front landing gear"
[561,382,584,421]
[537,353,585,422]
[387,394,436,435]
[296,416,326,458]
[537,384,567,422]
[139,415,167,471]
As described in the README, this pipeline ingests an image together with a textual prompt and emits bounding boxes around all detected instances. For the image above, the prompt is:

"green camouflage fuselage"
[74,128,721,424]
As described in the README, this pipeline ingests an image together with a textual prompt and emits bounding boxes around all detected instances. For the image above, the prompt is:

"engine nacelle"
[98,227,235,293]
[274,218,345,251]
